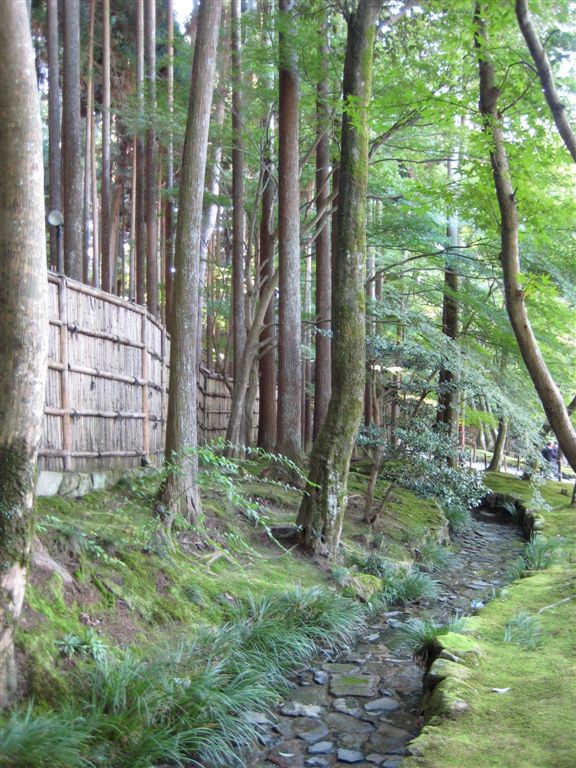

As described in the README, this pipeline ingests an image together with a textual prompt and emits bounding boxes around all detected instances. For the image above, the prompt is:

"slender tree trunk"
[83,0,95,284]
[47,0,61,272]
[160,0,222,525]
[0,0,48,706]
[165,0,175,330]
[136,0,146,305]
[145,0,158,316]
[62,0,83,280]
[515,0,576,164]
[101,0,113,292]
[487,416,507,472]
[231,0,246,401]
[314,21,332,439]
[257,144,277,450]
[476,4,576,472]
[303,247,313,450]
[297,0,382,557]
[436,156,459,461]
[276,0,302,461]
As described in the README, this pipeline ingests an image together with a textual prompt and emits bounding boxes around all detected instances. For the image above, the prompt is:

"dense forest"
[1,1,576,766]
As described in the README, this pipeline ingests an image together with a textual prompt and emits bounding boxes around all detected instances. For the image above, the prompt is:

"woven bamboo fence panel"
[39,274,258,473]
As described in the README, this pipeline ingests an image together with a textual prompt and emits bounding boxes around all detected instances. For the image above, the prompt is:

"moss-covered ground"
[405,471,576,768]
[17,460,445,704]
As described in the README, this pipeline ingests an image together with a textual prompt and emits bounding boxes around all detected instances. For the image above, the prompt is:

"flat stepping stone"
[333,697,363,718]
[298,723,330,744]
[337,748,365,763]
[364,697,401,713]
[326,711,374,733]
[281,702,324,718]
[308,741,334,754]
[322,662,360,674]
[330,674,380,698]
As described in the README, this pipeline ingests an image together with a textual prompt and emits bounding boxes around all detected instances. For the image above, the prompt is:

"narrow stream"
[251,513,525,768]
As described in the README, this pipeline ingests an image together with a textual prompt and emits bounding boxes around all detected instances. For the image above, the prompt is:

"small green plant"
[353,552,402,579]
[503,611,543,650]
[506,535,565,581]
[398,616,468,665]
[55,630,107,664]
[417,541,459,572]
[382,568,439,606]
[0,704,90,768]
[328,565,351,587]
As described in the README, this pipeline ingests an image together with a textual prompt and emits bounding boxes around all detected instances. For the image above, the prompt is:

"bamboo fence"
[40,274,257,473]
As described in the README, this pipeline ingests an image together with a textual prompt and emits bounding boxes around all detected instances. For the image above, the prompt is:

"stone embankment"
[252,514,524,768]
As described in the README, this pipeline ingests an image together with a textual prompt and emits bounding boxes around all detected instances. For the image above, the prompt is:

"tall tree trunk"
[165,0,175,330]
[303,246,313,450]
[0,0,48,706]
[135,0,146,305]
[276,0,302,461]
[257,145,277,450]
[145,0,158,317]
[83,0,96,284]
[515,0,576,163]
[101,0,113,292]
[297,0,382,557]
[476,4,576,472]
[160,0,222,525]
[487,416,507,472]
[47,0,61,272]
[62,0,83,280]
[314,20,332,439]
[231,0,246,402]
[436,155,459,461]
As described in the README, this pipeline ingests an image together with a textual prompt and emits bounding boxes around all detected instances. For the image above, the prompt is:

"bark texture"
[297,0,382,557]
[160,0,222,524]
[145,0,158,317]
[476,5,576,472]
[0,0,48,706]
[515,0,576,163]
[276,0,302,461]
[47,0,61,272]
[62,0,83,280]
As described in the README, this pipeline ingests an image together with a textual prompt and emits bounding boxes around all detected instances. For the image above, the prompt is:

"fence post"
[59,277,72,470]
[141,314,149,460]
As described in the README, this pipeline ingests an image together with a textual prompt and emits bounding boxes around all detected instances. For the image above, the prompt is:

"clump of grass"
[398,617,468,666]
[0,705,90,768]
[328,565,351,587]
[382,568,439,606]
[506,535,565,582]
[352,552,403,579]
[417,541,458,572]
[503,611,543,650]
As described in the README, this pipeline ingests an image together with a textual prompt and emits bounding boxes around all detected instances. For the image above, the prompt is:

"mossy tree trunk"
[0,0,48,706]
[297,0,382,557]
[159,0,222,525]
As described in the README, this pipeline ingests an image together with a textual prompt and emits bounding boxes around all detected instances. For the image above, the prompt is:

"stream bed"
[251,513,525,768]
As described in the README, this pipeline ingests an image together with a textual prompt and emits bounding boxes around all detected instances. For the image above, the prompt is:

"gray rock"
[330,674,380,698]
[244,711,273,725]
[365,755,385,765]
[326,712,373,733]
[337,748,365,763]
[364,697,401,713]
[35,470,63,496]
[281,702,324,718]
[299,724,330,744]
[308,741,333,755]
[306,758,331,768]
[333,698,363,718]
[322,662,360,674]
[314,670,329,685]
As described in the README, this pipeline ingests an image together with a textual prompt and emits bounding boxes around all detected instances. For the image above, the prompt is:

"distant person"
[541,441,559,479]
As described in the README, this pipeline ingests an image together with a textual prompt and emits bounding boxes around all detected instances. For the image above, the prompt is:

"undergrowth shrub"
[417,541,459,572]
[382,568,439,606]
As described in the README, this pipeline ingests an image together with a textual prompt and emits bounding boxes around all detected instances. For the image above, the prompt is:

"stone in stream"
[281,702,324,718]
[308,741,334,754]
[330,674,380,698]
[306,758,331,768]
[364,697,401,713]
[314,670,329,685]
[322,662,361,674]
[326,711,374,734]
[337,748,365,763]
[333,697,364,718]
[298,722,330,744]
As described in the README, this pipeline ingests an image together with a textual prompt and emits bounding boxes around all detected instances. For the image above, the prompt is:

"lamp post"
[47,209,64,273]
